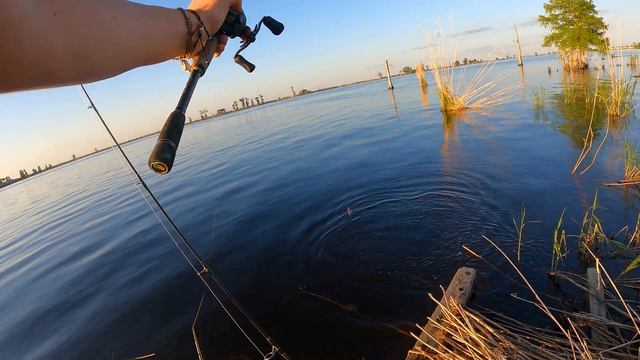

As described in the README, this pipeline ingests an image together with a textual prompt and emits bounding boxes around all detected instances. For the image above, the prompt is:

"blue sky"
[2,0,640,178]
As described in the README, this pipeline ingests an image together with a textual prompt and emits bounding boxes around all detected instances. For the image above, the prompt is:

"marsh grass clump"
[629,54,639,68]
[531,86,547,111]
[424,28,520,113]
[602,43,638,119]
[602,72,638,119]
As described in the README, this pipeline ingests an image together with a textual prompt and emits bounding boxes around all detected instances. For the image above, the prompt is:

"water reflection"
[419,88,429,109]
[549,71,609,148]
[518,67,527,88]
[388,89,399,116]
[442,111,461,157]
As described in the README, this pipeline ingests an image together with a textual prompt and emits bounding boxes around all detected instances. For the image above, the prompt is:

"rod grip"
[148,111,186,175]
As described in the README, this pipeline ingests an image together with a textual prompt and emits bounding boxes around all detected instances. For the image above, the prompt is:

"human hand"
[188,0,243,57]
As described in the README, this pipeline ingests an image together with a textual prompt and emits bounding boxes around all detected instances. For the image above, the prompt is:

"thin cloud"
[451,26,494,37]
[518,19,539,27]
[401,26,497,53]
[403,45,427,52]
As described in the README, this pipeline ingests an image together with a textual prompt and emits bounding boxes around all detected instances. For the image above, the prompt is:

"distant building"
[217,108,226,115]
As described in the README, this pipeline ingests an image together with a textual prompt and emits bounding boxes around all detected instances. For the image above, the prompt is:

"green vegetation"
[531,86,547,112]
[577,190,607,264]
[538,0,608,72]
[603,56,637,118]
[550,209,567,271]
[512,205,537,262]
[402,66,415,75]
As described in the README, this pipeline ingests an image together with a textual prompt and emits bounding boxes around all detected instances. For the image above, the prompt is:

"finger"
[213,35,229,57]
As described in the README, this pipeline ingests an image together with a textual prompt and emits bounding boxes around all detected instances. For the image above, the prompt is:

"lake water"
[2,55,640,359]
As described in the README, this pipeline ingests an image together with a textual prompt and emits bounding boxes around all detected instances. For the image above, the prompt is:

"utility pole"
[385,60,394,90]
[514,24,524,67]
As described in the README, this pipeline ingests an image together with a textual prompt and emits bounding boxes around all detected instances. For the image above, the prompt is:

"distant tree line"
[232,95,265,111]
[0,163,55,189]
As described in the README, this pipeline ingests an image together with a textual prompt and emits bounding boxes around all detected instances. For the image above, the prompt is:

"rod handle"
[148,111,186,175]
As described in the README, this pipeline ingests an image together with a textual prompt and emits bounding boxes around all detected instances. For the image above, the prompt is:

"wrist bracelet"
[187,10,211,39]
[177,7,196,56]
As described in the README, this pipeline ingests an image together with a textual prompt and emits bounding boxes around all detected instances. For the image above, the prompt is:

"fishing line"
[79,85,289,360]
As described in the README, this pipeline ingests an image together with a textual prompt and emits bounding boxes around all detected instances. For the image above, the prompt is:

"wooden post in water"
[587,267,608,347]
[514,24,524,67]
[415,63,427,91]
[385,60,395,90]
[406,267,476,360]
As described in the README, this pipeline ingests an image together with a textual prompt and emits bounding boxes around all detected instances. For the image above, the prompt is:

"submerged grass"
[423,25,520,113]
[629,55,639,68]
[531,86,547,111]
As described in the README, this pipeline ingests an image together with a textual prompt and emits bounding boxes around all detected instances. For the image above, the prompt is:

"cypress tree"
[538,0,608,72]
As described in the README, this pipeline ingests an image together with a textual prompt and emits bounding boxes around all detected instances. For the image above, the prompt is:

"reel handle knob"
[148,110,186,175]
[263,16,285,35]
[235,55,256,73]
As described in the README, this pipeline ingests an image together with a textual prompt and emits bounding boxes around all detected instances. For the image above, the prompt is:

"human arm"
[0,0,242,93]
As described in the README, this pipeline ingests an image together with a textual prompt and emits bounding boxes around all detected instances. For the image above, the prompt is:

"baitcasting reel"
[148,10,284,175]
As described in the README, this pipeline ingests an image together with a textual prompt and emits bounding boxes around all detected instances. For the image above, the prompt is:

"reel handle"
[263,16,285,35]
[234,55,256,73]
[148,110,186,174]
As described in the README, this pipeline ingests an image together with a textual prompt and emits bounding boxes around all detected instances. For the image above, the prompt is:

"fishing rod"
[82,8,289,359]
[148,9,284,175]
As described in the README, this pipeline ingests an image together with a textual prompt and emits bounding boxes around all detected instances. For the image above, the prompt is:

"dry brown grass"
[410,203,640,360]
[423,26,521,113]
[412,244,640,359]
